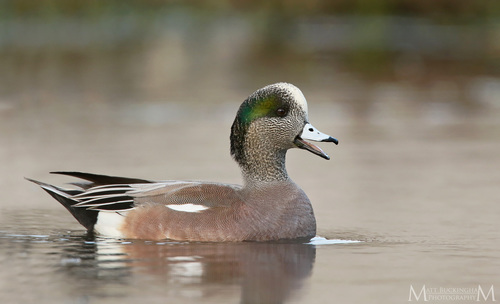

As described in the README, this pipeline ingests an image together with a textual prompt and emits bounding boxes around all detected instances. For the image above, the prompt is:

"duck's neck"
[238,149,290,187]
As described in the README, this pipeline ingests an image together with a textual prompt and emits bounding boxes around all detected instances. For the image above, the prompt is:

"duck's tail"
[26,171,154,231]
[26,177,98,230]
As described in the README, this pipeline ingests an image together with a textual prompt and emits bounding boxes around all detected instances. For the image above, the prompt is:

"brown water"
[1,6,500,304]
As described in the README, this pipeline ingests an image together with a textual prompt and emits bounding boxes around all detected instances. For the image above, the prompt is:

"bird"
[28,83,338,242]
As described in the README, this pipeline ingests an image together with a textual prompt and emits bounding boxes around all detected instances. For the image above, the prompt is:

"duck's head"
[230,83,338,169]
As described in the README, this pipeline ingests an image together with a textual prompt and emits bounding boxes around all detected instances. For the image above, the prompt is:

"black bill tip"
[323,137,339,145]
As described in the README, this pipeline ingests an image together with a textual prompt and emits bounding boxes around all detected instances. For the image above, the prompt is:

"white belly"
[94,211,127,238]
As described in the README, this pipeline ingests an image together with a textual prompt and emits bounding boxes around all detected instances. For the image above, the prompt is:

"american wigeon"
[28,83,338,241]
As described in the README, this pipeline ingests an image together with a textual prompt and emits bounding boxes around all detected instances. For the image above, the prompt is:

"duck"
[28,83,338,242]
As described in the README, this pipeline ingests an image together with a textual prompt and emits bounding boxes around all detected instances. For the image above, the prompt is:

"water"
[0,213,317,304]
[0,210,360,304]
[1,203,497,303]
[1,4,500,303]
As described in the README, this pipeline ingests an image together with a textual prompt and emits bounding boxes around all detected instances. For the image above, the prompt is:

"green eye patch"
[239,95,287,126]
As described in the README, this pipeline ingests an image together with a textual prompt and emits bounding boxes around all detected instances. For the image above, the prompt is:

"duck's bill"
[294,123,338,160]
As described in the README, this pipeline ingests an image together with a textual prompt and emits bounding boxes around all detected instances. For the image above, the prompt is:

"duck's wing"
[28,172,243,233]
[42,171,242,211]
[131,181,243,208]
[73,180,242,211]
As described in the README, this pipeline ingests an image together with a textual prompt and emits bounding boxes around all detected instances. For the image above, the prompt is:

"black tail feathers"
[50,171,152,189]
[27,172,153,231]
[26,178,98,230]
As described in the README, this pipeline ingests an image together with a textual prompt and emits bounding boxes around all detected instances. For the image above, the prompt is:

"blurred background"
[1,1,499,303]
[1,0,499,227]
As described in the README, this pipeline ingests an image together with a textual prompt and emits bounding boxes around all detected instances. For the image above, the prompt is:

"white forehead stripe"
[275,83,308,114]
[166,204,209,213]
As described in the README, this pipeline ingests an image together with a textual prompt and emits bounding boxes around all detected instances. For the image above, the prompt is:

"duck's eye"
[276,108,287,117]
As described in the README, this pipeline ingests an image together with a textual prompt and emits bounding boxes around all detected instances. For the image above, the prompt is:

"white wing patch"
[166,204,209,213]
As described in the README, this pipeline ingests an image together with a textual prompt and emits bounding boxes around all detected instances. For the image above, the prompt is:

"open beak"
[293,123,338,160]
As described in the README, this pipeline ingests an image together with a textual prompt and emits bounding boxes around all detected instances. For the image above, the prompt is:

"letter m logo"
[409,285,427,301]
[477,285,496,301]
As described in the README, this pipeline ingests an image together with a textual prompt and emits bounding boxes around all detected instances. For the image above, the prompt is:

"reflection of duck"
[62,239,316,304]
[29,83,338,241]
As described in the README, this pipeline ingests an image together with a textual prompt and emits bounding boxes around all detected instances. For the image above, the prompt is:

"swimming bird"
[28,83,338,241]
